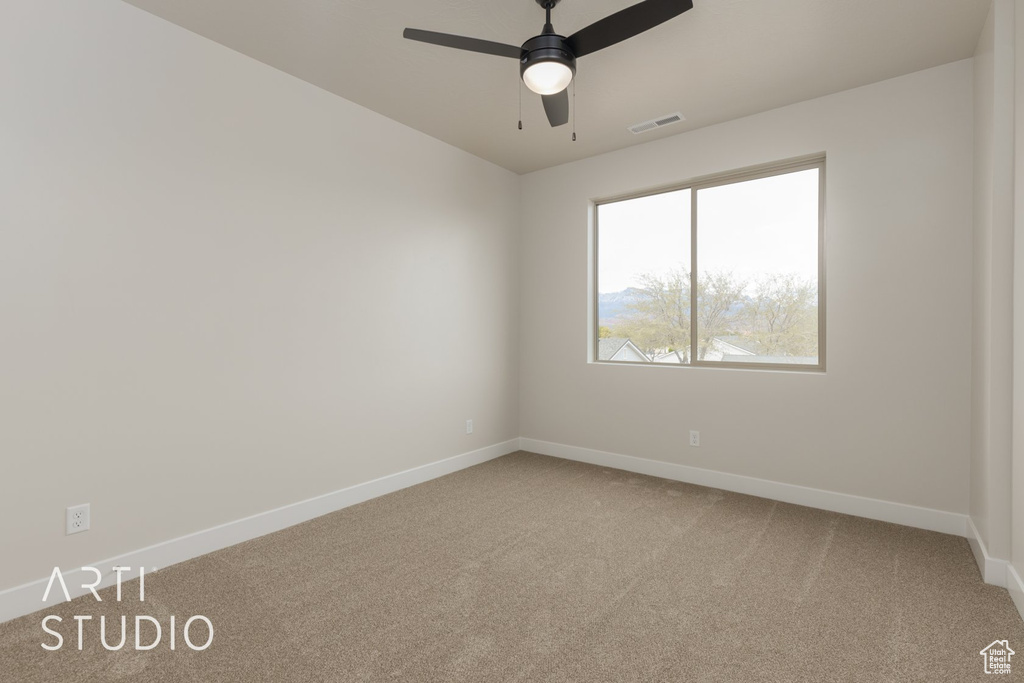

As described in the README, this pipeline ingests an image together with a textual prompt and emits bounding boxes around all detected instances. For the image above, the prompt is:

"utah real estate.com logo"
[981,640,1014,675]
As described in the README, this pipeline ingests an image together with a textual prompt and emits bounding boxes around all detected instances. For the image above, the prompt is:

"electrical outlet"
[66,504,90,535]
[689,430,700,447]
[466,419,474,435]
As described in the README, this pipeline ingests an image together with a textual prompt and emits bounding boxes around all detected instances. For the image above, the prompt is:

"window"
[595,156,824,370]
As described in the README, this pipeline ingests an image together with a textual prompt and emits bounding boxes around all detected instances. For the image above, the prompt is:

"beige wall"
[1012,0,1024,589]
[520,61,975,514]
[973,0,1015,563]
[0,0,520,591]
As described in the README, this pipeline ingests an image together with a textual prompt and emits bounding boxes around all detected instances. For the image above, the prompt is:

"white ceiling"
[121,0,990,174]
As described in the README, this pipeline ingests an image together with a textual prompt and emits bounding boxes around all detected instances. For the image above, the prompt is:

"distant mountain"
[598,288,643,325]
[599,288,751,327]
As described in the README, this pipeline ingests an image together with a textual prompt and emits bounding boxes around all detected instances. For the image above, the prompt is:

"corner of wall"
[970,0,1014,572]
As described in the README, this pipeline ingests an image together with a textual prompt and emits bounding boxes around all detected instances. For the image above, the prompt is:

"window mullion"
[690,186,698,365]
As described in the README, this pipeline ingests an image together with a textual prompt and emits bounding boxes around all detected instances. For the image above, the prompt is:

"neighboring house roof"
[598,338,649,362]
[653,351,687,364]
[713,335,761,355]
[599,338,629,360]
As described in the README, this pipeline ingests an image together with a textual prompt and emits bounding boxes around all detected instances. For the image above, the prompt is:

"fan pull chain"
[571,78,577,142]
[518,77,523,130]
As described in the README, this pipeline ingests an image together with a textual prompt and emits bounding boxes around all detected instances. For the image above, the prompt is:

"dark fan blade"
[542,89,569,127]
[567,0,693,58]
[403,28,522,59]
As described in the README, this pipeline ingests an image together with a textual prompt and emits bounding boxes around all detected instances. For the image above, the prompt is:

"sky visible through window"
[598,169,819,295]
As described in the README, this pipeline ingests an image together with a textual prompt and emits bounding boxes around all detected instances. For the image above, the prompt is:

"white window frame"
[592,154,826,372]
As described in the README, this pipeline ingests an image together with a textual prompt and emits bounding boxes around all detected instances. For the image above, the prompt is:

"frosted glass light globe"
[522,61,573,96]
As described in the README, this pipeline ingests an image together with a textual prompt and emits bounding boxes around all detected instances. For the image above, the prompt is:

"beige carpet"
[1,451,1021,682]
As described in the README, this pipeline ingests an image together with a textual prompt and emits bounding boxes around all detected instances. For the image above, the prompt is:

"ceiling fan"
[403,0,694,129]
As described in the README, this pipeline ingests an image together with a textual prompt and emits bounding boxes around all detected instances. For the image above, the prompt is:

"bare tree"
[695,271,746,360]
[743,274,817,357]
[612,268,745,361]
[610,269,816,362]
[612,268,690,361]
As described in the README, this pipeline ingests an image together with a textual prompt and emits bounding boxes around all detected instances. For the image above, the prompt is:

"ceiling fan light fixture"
[522,59,574,95]
[520,33,576,97]
[404,0,694,128]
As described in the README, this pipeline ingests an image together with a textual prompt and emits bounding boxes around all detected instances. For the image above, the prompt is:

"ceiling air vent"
[628,112,685,135]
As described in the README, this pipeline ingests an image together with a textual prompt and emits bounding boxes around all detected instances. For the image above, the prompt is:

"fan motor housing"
[519,34,576,79]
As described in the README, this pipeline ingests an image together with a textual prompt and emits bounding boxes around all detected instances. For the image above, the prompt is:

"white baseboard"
[1007,565,1024,622]
[521,438,969,538]
[1,437,988,625]
[966,517,1010,588]
[0,438,521,625]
